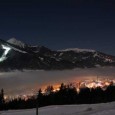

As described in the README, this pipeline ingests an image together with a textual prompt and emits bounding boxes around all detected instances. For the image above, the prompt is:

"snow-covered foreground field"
[1,102,115,115]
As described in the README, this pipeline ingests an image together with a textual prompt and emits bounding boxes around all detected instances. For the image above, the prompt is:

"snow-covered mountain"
[7,38,27,48]
[0,38,115,71]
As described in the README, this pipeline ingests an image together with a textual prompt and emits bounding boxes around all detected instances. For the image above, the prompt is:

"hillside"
[1,102,115,115]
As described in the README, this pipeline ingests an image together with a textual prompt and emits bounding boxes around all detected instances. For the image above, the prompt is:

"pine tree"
[0,89,4,110]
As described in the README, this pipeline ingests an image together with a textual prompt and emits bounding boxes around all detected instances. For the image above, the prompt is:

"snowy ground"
[1,102,115,115]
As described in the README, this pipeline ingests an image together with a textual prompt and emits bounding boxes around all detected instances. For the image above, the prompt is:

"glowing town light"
[0,45,11,62]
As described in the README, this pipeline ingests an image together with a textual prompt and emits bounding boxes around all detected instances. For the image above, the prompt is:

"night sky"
[0,0,115,55]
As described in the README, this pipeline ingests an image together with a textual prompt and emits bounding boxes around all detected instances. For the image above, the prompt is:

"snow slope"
[59,48,95,53]
[1,102,115,115]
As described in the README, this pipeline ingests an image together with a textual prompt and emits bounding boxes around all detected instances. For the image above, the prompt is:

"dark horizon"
[0,0,115,56]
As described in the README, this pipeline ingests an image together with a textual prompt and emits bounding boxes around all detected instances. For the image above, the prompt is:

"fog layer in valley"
[0,67,115,96]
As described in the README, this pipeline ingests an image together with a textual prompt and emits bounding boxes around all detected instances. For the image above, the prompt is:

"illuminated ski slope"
[0,45,11,62]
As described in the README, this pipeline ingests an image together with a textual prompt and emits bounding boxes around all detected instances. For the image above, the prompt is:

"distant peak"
[7,38,26,48]
[59,48,95,53]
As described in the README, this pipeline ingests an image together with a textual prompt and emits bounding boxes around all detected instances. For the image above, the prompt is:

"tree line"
[1,83,115,110]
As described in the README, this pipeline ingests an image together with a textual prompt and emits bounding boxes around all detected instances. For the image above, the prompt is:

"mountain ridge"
[0,38,114,71]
